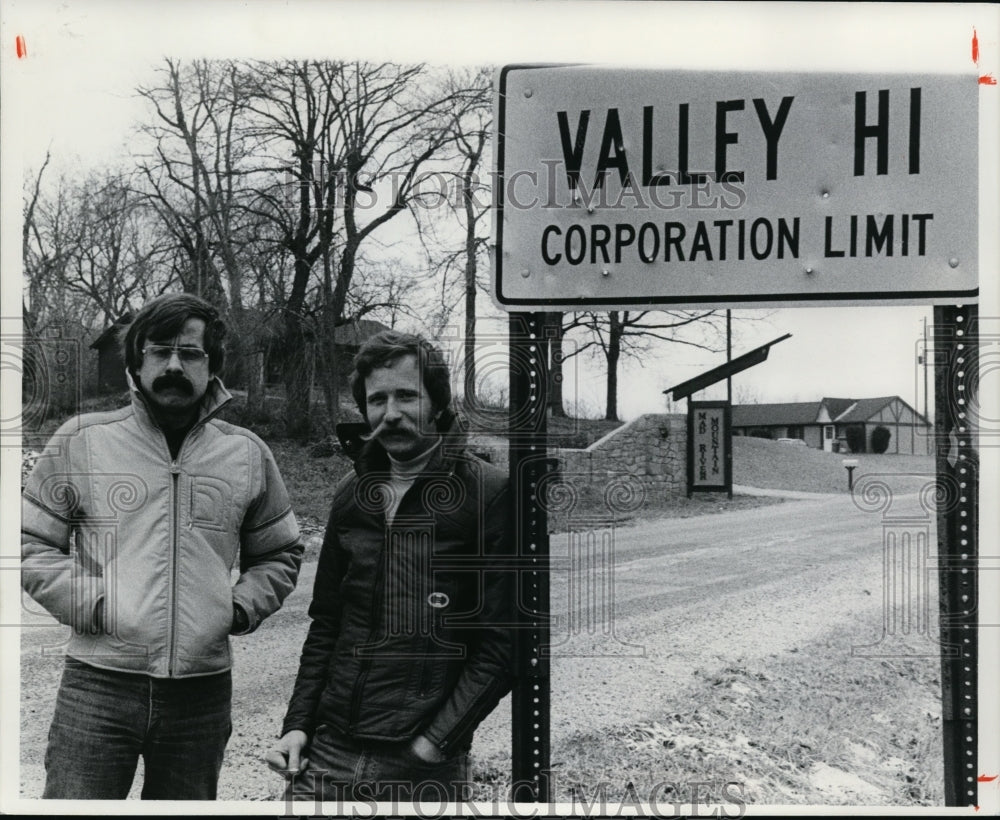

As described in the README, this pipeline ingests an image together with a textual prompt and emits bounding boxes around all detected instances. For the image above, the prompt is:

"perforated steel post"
[509,312,551,803]
[933,304,979,806]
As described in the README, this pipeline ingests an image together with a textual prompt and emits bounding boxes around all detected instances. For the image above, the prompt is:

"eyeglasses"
[142,344,209,365]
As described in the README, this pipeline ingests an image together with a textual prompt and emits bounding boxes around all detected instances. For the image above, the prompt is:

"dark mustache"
[152,374,194,395]
[360,418,406,442]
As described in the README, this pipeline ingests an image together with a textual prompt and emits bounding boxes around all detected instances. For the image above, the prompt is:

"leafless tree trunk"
[409,68,493,408]
[456,85,491,407]
[241,60,481,438]
[24,160,171,335]
[564,310,736,421]
[605,312,623,421]
[22,152,55,335]
[136,58,263,398]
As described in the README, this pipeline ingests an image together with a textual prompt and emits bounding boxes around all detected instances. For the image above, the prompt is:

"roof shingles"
[731,396,921,427]
[731,402,824,427]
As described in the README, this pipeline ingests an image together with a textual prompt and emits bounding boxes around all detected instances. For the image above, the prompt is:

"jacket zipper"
[167,458,181,676]
[347,513,390,729]
[345,462,455,723]
[418,634,435,696]
[348,502,405,729]
[163,426,198,677]
[133,383,227,677]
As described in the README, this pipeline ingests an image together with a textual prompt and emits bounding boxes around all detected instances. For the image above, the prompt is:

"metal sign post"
[933,304,979,806]
[509,311,551,803]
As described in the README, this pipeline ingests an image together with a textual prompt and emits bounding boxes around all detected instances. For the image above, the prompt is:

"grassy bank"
[733,437,935,495]
[469,619,943,807]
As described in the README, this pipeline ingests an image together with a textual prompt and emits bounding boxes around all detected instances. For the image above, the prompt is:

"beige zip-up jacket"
[21,376,303,678]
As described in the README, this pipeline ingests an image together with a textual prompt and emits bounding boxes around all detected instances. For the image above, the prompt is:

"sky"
[562,304,939,417]
[4,1,995,423]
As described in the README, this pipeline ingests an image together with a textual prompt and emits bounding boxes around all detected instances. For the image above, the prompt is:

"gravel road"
[478,488,937,762]
[18,484,940,805]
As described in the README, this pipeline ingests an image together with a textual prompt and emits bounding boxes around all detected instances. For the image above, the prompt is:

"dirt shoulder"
[17,413,945,807]
[20,496,943,807]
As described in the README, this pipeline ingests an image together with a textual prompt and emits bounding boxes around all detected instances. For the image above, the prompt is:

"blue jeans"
[287,723,471,806]
[42,656,232,800]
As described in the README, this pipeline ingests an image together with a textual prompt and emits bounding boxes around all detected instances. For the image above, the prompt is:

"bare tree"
[22,158,101,335]
[565,310,731,421]
[450,70,492,405]
[410,68,493,405]
[241,60,482,438]
[63,169,172,325]
[733,383,763,405]
[135,58,267,411]
[23,152,66,334]
[23,159,175,419]
[22,158,91,420]
[24,160,170,334]
[345,258,422,329]
[130,58,493,437]
[234,59,352,437]
[137,60,231,302]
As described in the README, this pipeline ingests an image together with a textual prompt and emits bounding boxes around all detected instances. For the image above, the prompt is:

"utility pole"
[726,309,732,404]
[726,309,734,499]
[923,314,929,422]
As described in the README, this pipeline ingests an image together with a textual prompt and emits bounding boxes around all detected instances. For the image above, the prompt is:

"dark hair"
[350,330,452,428]
[123,293,226,376]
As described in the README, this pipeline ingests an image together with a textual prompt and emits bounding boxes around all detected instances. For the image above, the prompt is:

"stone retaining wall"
[467,414,687,501]
[552,414,687,500]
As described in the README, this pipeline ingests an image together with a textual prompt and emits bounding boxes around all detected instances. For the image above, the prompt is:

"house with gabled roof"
[89,312,133,394]
[732,396,931,455]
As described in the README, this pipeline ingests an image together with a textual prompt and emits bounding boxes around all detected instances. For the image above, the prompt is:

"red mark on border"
[972,27,995,84]
[978,775,999,783]
[15,35,26,59]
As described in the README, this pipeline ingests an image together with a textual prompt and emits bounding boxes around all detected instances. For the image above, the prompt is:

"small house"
[89,313,132,394]
[264,317,392,386]
[731,396,932,454]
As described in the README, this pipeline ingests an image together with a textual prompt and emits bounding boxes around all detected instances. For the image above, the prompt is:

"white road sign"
[492,66,978,310]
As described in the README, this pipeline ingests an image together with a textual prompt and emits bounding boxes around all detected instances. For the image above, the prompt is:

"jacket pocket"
[173,546,234,663]
[102,554,166,657]
[414,625,460,700]
[417,647,438,698]
[190,476,233,534]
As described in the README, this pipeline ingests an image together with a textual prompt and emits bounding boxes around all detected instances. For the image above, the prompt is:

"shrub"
[844,424,866,453]
[871,425,892,454]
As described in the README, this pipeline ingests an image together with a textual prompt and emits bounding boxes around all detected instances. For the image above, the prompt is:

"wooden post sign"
[687,401,732,496]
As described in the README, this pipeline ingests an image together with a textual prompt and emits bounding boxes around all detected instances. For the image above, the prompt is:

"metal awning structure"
[663,333,792,401]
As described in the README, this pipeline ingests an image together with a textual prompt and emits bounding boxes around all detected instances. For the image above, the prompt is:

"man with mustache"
[266,331,513,805]
[21,293,304,799]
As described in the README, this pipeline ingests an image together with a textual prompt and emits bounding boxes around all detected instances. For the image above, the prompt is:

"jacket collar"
[126,369,233,434]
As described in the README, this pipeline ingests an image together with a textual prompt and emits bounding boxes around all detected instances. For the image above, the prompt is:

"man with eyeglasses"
[21,293,304,800]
